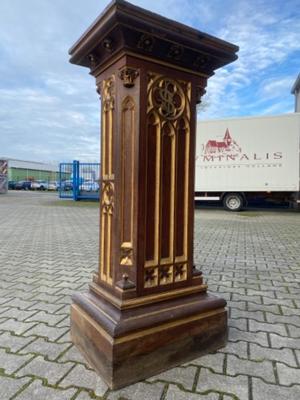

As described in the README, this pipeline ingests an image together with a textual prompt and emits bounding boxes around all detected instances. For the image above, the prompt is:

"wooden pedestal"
[71,288,227,389]
[68,0,238,389]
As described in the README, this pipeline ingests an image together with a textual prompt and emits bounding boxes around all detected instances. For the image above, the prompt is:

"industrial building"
[0,158,59,182]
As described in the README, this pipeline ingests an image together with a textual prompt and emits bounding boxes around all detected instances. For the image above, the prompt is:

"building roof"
[291,73,300,94]
[0,158,59,172]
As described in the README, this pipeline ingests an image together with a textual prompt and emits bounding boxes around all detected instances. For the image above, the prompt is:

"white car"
[31,180,48,190]
[80,181,99,192]
[47,181,58,190]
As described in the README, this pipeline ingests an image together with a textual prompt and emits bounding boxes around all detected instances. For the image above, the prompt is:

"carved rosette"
[143,72,191,290]
[167,44,184,61]
[137,34,155,52]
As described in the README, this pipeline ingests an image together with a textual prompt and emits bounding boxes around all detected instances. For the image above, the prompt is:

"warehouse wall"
[8,168,59,181]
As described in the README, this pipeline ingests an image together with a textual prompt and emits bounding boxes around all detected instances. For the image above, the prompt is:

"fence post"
[59,163,62,198]
[72,160,79,201]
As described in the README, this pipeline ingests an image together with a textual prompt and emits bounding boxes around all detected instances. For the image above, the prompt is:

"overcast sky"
[0,0,299,163]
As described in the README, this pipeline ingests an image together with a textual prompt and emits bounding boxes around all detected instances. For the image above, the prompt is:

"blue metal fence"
[59,161,100,200]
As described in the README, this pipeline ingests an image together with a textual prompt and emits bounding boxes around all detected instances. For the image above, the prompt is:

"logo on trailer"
[198,128,283,165]
[203,129,242,157]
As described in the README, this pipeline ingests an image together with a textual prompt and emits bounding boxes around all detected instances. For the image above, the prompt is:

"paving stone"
[107,381,165,400]
[148,366,197,390]
[0,319,36,335]
[226,354,275,383]
[59,364,101,391]
[4,290,34,300]
[0,348,34,374]
[229,327,268,346]
[15,379,77,400]
[227,300,247,311]
[30,293,64,304]
[230,309,265,322]
[55,317,70,328]
[232,294,262,304]
[228,318,248,331]
[25,311,66,326]
[218,286,246,296]
[74,391,95,400]
[270,333,300,350]
[250,343,297,367]
[58,345,91,366]
[252,377,300,400]
[4,298,37,310]
[213,291,231,301]
[54,304,70,315]
[196,368,248,400]
[0,297,12,305]
[0,308,37,321]
[33,285,62,295]
[55,295,72,305]
[247,302,281,314]
[295,350,300,365]
[1,192,300,398]
[165,384,220,400]
[0,376,31,399]
[266,313,300,327]
[94,376,110,397]
[23,323,69,341]
[276,362,300,386]
[188,352,225,373]
[0,332,34,352]
[27,302,66,313]
[16,355,74,385]
[19,337,70,360]
[8,283,35,293]
[56,330,71,343]
[249,320,287,336]
[219,341,248,358]
[247,289,276,298]
[288,324,300,338]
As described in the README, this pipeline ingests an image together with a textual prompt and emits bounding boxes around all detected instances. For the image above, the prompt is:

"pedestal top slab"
[69,0,238,76]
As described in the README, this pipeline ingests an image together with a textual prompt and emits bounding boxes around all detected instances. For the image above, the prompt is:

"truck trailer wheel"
[223,193,244,211]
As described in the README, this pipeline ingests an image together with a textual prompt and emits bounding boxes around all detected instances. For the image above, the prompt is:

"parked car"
[80,181,99,192]
[47,181,58,191]
[59,180,73,191]
[31,180,48,190]
[8,181,17,190]
[15,180,32,190]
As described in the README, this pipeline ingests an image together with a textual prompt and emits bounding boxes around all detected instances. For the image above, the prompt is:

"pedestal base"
[70,289,227,389]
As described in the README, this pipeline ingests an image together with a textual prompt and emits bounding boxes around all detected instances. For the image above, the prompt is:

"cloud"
[0,0,299,162]
[200,0,300,118]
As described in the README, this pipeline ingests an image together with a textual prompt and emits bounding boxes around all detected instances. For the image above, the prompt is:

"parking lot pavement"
[0,191,300,399]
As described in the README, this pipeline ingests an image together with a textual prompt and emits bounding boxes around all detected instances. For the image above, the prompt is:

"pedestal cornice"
[69,0,238,77]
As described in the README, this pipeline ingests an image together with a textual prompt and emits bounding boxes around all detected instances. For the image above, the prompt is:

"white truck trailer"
[195,113,300,211]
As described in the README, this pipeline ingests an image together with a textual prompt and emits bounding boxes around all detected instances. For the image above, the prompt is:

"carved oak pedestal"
[69,0,238,389]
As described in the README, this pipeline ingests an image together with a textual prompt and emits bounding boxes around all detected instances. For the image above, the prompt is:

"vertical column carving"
[100,75,115,285]
[143,73,191,290]
[120,96,135,267]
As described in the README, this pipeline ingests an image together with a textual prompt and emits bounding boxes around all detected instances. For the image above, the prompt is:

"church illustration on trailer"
[203,128,242,156]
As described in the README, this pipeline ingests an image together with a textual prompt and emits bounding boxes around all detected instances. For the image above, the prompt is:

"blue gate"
[59,161,100,200]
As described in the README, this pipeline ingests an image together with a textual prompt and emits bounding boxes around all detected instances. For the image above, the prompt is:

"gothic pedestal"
[71,288,227,389]
[69,0,238,389]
